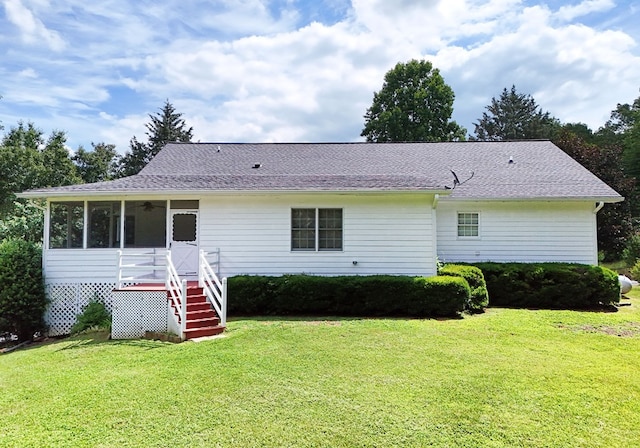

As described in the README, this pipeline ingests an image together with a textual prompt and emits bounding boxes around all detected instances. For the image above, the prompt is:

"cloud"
[0,0,639,152]
[555,0,615,22]
[3,0,65,50]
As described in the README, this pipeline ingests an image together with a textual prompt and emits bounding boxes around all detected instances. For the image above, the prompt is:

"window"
[49,202,84,248]
[457,212,479,237]
[292,208,343,251]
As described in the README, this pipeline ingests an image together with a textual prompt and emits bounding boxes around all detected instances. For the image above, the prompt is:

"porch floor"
[115,281,200,292]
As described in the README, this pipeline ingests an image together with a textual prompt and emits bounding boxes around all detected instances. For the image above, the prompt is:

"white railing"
[199,250,227,326]
[116,249,166,289]
[117,248,225,337]
[165,251,187,338]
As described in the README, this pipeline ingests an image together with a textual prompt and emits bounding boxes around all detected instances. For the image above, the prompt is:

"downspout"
[432,194,439,276]
[432,194,439,210]
[592,201,605,265]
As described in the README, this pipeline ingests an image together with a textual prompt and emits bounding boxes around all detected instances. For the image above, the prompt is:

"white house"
[19,141,623,338]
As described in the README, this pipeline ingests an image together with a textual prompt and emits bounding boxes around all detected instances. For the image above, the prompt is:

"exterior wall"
[199,193,437,277]
[436,200,598,264]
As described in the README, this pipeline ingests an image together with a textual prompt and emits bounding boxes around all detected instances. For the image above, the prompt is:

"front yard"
[2,292,640,447]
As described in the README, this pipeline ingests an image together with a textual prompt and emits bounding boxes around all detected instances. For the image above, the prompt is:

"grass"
[2,295,640,447]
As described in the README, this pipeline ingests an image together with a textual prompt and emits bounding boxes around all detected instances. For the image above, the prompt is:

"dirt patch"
[558,322,640,337]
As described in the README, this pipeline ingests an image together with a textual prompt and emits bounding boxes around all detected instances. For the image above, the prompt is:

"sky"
[0,0,639,154]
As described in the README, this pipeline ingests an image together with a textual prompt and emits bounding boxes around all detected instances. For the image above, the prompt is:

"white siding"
[42,193,437,284]
[44,249,120,283]
[44,248,166,283]
[436,201,598,264]
[199,193,437,277]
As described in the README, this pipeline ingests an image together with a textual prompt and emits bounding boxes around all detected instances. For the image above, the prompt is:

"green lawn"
[2,293,640,447]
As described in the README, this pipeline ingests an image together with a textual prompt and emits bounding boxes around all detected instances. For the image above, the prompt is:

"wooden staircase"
[171,282,225,339]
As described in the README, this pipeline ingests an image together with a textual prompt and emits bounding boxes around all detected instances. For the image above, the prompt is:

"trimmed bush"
[439,264,489,313]
[0,239,47,341]
[473,262,619,309]
[228,274,469,318]
[71,300,111,334]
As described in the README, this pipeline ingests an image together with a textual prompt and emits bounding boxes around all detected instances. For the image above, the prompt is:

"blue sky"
[1,0,639,153]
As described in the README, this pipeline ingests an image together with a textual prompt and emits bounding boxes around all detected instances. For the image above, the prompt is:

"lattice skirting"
[45,283,170,338]
[112,291,169,339]
[45,283,116,336]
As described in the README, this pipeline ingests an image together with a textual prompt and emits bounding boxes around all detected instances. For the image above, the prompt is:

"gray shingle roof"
[20,141,623,202]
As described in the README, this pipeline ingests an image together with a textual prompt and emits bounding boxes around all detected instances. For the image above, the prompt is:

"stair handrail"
[199,250,227,326]
[166,251,187,337]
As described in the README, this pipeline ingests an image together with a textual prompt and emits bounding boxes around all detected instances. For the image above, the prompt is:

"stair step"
[186,302,211,312]
[187,308,217,318]
[186,316,220,329]
[186,294,208,304]
[184,325,225,339]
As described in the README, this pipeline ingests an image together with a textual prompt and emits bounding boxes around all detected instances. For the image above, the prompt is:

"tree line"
[1,61,639,259]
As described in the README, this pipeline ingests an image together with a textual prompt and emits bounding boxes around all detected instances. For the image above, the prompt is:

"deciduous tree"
[553,129,635,260]
[361,60,466,142]
[73,142,119,183]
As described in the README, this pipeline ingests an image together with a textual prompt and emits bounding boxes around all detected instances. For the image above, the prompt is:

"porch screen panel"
[173,214,197,242]
[49,202,83,249]
[88,201,121,248]
[124,201,167,248]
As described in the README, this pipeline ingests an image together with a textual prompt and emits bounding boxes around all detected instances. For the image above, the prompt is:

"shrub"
[0,239,47,341]
[228,274,469,318]
[71,300,111,334]
[622,232,640,267]
[439,264,489,313]
[629,260,640,281]
[473,262,619,309]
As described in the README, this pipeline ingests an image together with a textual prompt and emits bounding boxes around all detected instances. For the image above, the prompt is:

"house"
[19,141,623,338]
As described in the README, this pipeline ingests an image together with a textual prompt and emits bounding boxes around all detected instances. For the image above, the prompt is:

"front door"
[170,210,199,277]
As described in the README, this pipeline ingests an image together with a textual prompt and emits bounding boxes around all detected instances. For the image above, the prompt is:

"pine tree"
[473,85,559,141]
[118,100,193,176]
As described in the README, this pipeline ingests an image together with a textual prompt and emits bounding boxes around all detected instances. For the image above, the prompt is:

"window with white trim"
[457,212,479,237]
[292,208,343,251]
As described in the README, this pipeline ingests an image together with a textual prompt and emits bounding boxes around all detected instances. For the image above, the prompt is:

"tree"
[553,129,635,260]
[73,142,119,183]
[361,59,466,142]
[593,92,640,216]
[0,122,79,244]
[473,85,560,141]
[118,100,193,176]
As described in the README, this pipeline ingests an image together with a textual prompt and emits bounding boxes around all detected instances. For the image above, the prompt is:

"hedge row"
[438,264,488,313]
[473,262,619,309]
[228,274,469,317]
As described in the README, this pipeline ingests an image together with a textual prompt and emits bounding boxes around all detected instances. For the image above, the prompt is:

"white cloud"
[0,0,639,152]
[3,0,65,50]
[555,0,615,22]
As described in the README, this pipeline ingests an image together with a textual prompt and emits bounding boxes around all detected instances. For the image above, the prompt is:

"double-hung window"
[291,208,343,251]
[457,212,479,237]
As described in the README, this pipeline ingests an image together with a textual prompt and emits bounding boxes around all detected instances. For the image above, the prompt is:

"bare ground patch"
[557,322,640,337]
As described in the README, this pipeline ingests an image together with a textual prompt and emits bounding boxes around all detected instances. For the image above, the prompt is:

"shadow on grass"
[228,314,464,323]
[56,336,168,352]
